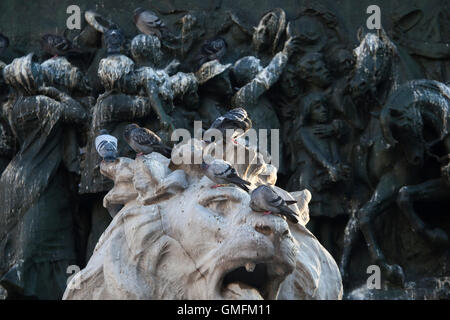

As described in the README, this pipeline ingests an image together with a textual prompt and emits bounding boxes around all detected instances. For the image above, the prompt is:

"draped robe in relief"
[0,93,87,299]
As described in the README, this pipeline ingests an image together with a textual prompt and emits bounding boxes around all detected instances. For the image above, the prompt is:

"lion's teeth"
[245,262,256,272]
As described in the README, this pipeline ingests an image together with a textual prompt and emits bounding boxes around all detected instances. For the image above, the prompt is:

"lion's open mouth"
[220,262,282,300]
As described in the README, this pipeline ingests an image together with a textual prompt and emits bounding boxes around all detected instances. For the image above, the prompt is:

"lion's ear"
[133,153,188,205]
[289,189,311,226]
[101,157,139,215]
[144,169,188,205]
[100,157,135,180]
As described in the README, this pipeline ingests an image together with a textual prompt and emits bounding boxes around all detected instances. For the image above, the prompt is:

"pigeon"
[196,37,227,69]
[95,129,118,162]
[133,8,168,39]
[250,185,299,224]
[104,25,125,55]
[123,123,172,157]
[0,33,9,56]
[40,34,84,58]
[201,159,251,192]
[206,108,252,143]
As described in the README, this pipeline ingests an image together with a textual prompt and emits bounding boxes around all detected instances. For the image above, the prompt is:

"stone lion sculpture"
[63,139,342,299]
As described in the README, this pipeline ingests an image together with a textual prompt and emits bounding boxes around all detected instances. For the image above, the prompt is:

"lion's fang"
[245,262,256,272]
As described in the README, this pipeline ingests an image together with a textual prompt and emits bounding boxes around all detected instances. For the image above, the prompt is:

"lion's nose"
[254,219,290,239]
[254,224,273,236]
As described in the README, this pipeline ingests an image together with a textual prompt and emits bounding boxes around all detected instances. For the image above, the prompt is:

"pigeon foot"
[211,184,226,189]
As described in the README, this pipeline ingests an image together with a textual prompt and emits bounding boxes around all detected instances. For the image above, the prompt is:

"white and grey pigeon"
[206,108,252,143]
[95,129,118,162]
[201,159,251,192]
[123,123,172,157]
[250,185,299,224]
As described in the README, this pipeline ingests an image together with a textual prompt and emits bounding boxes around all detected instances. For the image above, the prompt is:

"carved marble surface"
[64,140,342,300]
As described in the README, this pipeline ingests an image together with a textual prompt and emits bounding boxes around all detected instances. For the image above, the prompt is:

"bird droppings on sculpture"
[0,0,449,300]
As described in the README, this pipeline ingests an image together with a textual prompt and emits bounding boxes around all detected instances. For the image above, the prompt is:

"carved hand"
[327,163,351,183]
[312,124,335,138]
[164,59,181,75]
[282,36,301,57]
[327,165,340,182]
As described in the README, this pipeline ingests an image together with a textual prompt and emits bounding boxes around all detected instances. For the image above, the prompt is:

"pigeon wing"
[278,205,300,224]
[223,168,251,186]
[140,10,165,29]
[223,108,252,131]
[132,127,161,146]
[267,188,299,223]
[210,116,225,129]
[54,37,71,51]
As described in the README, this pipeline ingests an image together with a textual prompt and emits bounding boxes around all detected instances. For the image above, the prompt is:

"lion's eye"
[198,188,248,218]
[199,195,236,217]
[203,198,230,216]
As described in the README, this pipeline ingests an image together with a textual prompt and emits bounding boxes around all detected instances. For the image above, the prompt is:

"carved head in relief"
[41,57,91,94]
[3,53,43,95]
[289,16,327,53]
[195,60,234,98]
[301,92,330,125]
[252,8,286,54]
[349,29,399,100]
[325,45,355,76]
[131,34,163,67]
[279,63,302,99]
[297,52,331,88]
[230,56,263,87]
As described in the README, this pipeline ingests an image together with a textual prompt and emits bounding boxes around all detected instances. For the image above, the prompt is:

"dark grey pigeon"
[196,37,227,68]
[41,34,76,57]
[104,26,125,55]
[95,129,118,162]
[250,185,299,224]
[201,159,251,192]
[207,108,252,142]
[123,123,172,157]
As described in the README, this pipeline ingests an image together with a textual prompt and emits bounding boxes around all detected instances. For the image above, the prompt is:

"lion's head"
[63,139,342,300]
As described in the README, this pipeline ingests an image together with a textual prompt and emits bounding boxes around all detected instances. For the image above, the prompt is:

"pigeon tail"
[279,205,299,224]
[227,175,251,187]
[237,183,250,192]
